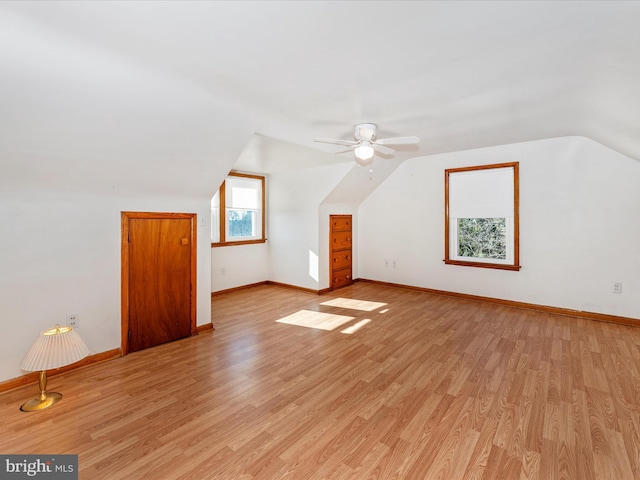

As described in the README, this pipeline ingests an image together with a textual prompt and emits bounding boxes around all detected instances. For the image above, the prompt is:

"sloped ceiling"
[1,1,639,197]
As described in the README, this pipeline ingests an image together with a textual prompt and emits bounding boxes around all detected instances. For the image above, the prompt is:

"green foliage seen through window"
[457,218,506,259]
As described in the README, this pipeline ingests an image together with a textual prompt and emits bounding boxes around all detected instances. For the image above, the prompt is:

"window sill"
[211,239,267,248]
[443,259,521,271]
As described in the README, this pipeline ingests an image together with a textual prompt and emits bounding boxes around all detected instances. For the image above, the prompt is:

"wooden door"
[121,212,197,354]
[330,214,353,290]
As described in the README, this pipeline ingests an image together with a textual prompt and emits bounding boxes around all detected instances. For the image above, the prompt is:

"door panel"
[122,212,196,354]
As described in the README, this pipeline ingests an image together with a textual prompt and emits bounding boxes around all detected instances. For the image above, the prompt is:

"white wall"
[209,167,359,294]
[267,163,353,291]
[358,136,640,319]
[0,189,213,382]
[211,242,269,292]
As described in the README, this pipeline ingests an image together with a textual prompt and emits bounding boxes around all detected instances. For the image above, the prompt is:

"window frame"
[444,162,520,271]
[211,172,266,247]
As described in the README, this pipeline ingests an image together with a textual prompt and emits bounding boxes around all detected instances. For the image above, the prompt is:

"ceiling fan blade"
[376,136,420,145]
[372,144,394,155]
[314,138,358,147]
[332,146,356,154]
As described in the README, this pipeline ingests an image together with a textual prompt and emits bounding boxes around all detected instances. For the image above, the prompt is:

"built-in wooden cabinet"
[330,215,353,290]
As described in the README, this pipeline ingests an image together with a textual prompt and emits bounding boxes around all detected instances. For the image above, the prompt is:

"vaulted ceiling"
[1,1,639,196]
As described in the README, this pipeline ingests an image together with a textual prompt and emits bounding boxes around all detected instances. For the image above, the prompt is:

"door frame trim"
[121,211,198,355]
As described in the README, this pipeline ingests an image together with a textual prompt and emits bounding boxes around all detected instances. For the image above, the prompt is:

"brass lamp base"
[20,392,62,412]
[20,371,63,412]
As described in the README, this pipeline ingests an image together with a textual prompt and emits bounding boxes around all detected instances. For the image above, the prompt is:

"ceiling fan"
[314,123,420,166]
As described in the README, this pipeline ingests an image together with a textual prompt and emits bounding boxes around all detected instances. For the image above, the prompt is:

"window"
[444,162,520,270]
[211,172,265,246]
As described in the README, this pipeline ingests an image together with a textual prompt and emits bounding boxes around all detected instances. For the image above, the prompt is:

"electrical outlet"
[384,259,389,267]
[67,314,79,328]
[613,282,622,294]
[393,260,397,269]
[221,267,226,275]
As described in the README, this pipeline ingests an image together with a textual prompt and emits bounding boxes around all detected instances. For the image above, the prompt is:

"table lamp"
[19,325,90,412]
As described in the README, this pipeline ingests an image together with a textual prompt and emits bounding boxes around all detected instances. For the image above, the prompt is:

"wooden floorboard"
[2,282,640,479]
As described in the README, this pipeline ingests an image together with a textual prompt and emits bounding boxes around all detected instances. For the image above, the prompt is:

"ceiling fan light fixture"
[355,155,374,167]
[354,144,375,165]
[314,123,419,167]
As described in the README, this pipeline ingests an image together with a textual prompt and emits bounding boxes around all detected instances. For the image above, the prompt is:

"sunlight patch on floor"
[276,310,355,331]
[340,319,372,334]
[320,298,388,312]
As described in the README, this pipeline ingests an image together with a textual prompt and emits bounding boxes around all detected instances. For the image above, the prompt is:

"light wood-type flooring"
[2,282,640,479]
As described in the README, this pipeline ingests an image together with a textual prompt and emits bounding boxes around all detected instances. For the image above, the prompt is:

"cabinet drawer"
[332,251,351,270]
[332,269,352,289]
[331,216,352,231]
[331,216,351,231]
[332,231,352,249]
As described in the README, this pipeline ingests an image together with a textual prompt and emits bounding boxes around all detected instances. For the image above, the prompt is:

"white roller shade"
[449,166,514,218]
[225,176,261,209]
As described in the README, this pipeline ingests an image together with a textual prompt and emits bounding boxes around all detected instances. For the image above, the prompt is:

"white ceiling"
[1,1,639,195]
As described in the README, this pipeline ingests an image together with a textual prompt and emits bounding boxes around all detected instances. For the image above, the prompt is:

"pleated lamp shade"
[20,325,90,372]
